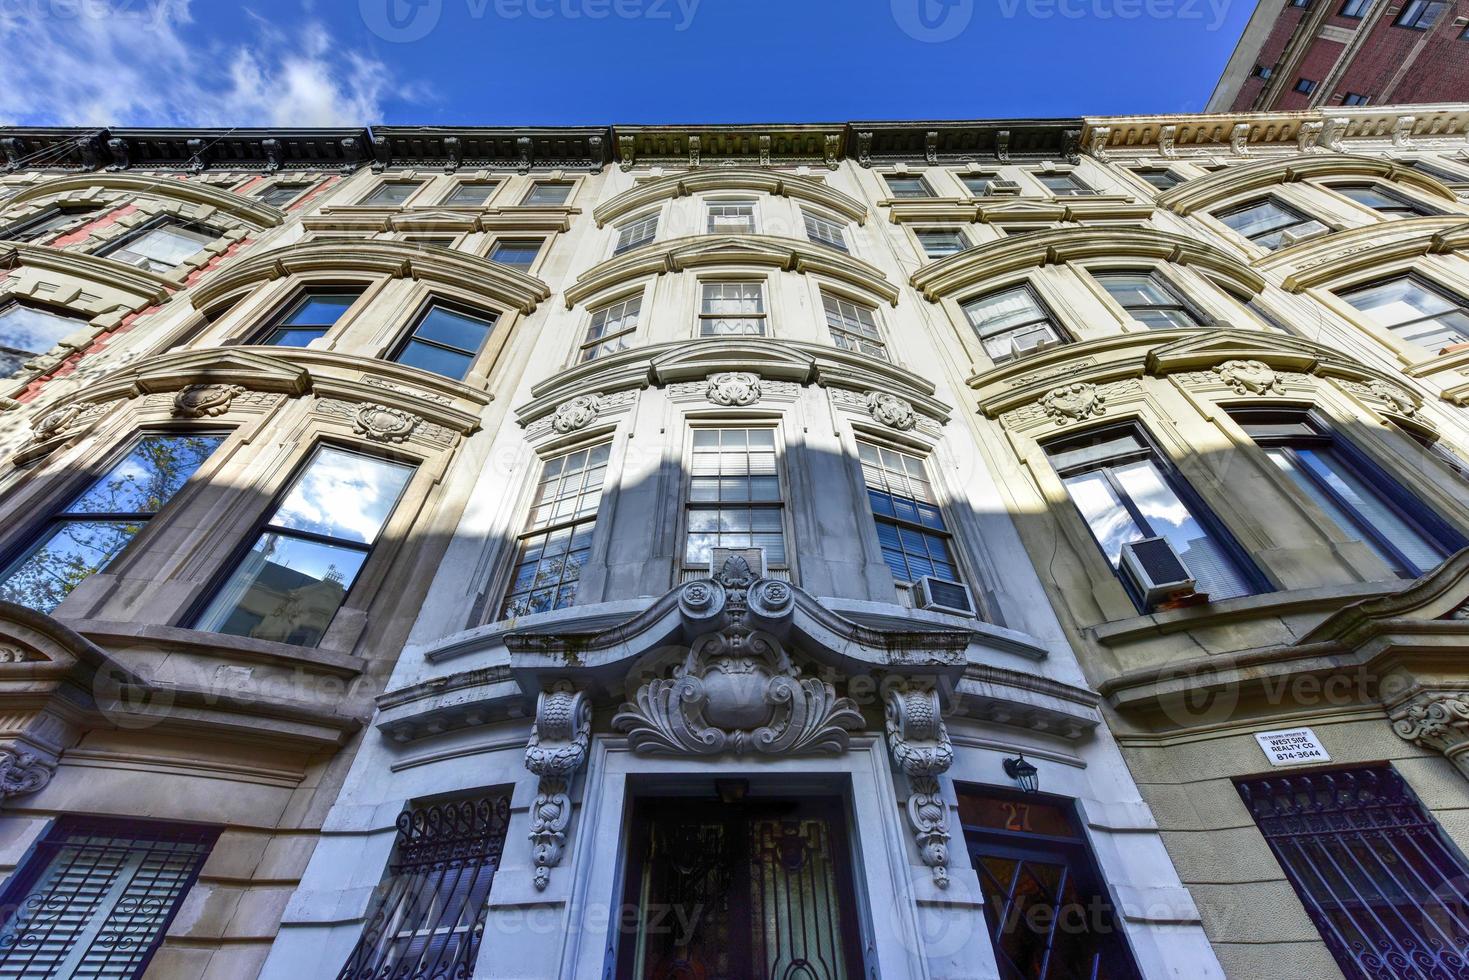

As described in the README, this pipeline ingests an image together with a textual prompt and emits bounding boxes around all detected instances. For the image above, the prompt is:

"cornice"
[563,233,899,308]
[1083,106,1469,157]
[187,238,551,314]
[0,242,172,303]
[593,168,867,227]
[910,226,1265,302]
[847,120,1082,166]
[615,124,846,169]
[0,126,371,173]
[5,172,286,228]
[1156,153,1459,215]
[1262,218,1469,292]
[369,125,613,172]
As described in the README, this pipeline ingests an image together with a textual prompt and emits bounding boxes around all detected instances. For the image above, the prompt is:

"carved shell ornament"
[31,404,83,442]
[1213,359,1282,396]
[352,403,420,443]
[172,383,245,419]
[866,391,917,431]
[705,371,761,407]
[551,394,600,434]
[1368,380,1416,417]
[1040,382,1105,421]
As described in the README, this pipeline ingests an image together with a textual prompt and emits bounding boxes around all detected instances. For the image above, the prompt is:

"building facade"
[1208,0,1469,112]
[0,107,1463,979]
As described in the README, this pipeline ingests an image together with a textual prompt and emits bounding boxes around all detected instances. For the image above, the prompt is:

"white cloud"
[0,0,395,127]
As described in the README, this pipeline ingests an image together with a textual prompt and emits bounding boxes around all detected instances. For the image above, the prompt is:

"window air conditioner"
[914,576,976,617]
[1278,227,1319,247]
[985,179,1022,197]
[1120,536,1204,608]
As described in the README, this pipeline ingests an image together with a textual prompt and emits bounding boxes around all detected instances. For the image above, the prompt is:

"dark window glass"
[489,239,542,268]
[1340,0,1371,15]
[1340,276,1469,351]
[1408,159,1469,184]
[1218,198,1329,249]
[362,181,421,205]
[0,302,86,375]
[1134,168,1182,190]
[0,206,100,243]
[1334,183,1433,217]
[822,292,887,360]
[963,284,1065,361]
[1036,172,1095,196]
[1294,77,1318,94]
[802,210,848,252]
[522,182,572,205]
[1252,63,1275,79]
[257,183,308,207]
[858,441,957,583]
[391,302,498,381]
[1095,271,1206,329]
[1395,0,1446,27]
[256,289,362,347]
[615,213,658,254]
[883,175,932,198]
[445,181,497,205]
[915,228,970,258]
[500,444,610,619]
[685,429,785,569]
[1341,92,1371,105]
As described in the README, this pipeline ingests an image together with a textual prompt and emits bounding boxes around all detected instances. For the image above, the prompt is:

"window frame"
[487,236,544,270]
[802,208,849,253]
[1131,167,1183,190]
[96,216,219,273]
[914,227,972,258]
[255,182,311,208]
[882,173,934,199]
[1328,182,1437,219]
[388,297,501,381]
[704,198,758,234]
[443,180,499,206]
[0,299,89,373]
[0,204,101,243]
[680,424,792,576]
[1394,0,1446,28]
[1338,273,1469,353]
[696,279,768,337]
[960,282,1070,363]
[1033,170,1096,197]
[579,291,642,362]
[520,181,574,206]
[613,211,659,255]
[1092,268,1210,330]
[820,289,888,360]
[1293,77,1318,95]
[855,438,963,587]
[1215,196,1330,250]
[248,286,365,347]
[360,180,425,206]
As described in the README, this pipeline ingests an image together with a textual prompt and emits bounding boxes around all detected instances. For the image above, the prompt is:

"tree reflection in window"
[0,433,224,613]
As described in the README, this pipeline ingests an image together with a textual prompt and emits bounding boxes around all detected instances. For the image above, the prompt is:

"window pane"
[965,286,1046,335]
[195,532,369,646]
[0,304,85,362]
[447,182,496,205]
[365,182,420,205]
[412,306,495,353]
[272,447,413,545]
[884,176,931,198]
[1062,471,1145,566]
[113,224,213,270]
[283,292,359,326]
[262,327,324,348]
[490,240,542,267]
[916,229,969,257]
[69,434,224,516]
[523,183,572,205]
[0,520,142,613]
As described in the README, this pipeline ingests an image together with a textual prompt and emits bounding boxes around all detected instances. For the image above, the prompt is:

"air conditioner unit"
[914,576,976,617]
[985,179,1022,196]
[1008,334,1058,359]
[1278,227,1320,247]
[709,547,766,577]
[1120,537,1203,608]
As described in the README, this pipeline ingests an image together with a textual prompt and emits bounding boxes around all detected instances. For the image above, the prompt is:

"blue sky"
[0,0,1258,128]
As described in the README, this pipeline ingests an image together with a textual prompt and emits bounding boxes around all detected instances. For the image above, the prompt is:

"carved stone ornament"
[613,556,863,757]
[551,394,601,434]
[30,402,105,444]
[0,747,54,798]
[1367,380,1416,417]
[706,371,762,408]
[1040,382,1106,422]
[1157,125,1177,159]
[524,682,592,891]
[1230,123,1252,157]
[172,383,245,419]
[352,403,420,443]
[866,390,917,431]
[1213,359,1283,396]
[1392,693,1469,780]
[885,684,954,888]
[1297,121,1324,154]
[1392,115,1417,149]
[1087,127,1111,161]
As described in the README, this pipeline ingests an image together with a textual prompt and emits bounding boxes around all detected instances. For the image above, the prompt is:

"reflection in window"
[1133,168,1182,190]
[256,289,362,347]
[1334,184,1434,218]
[1340,276,1469,352]
[391,302,499,381]
[685,429,785,570]
[580,295,640,362]
[915,228,970,258]
[1394,0,1445,27]
[962,284,1066,361]
[194,446,414,647]
[0,206,100,243]
[1035,172,1094,196]
[488,238,542,269]
[803,210,849,252]
[614,213,658,255]
[858,442,958,584]
[883,175,932,198]
[500,444,610,619]
[1046,428,1259,606]
[522,182,572,206]
[256,183,309,207]
[706,201,756,234]
[822,291,887,359]
[0,302,86,376]
[445,181,497,205]
[698,282,765,336]
[362,182,422,206]
[1217,198,1328,250]
[102,220,216,273]
[1094,271,1206,329]
[0,433,224,613]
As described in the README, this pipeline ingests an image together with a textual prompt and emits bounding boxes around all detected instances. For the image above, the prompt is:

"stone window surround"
[693,273,770,339]
[1313,254,1469,369]
[1321,179,1449,221]
[1079,263,1223,333]
[946,270,1085,371]
[571,282,651,368]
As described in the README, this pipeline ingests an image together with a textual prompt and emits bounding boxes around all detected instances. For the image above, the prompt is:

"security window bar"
[391,301,499,381]
[0,817,217,980]
[685,428,786,571]
[822,292,887,360]
[698,282,766,336]
[962,284,1066,362]
[614,213,658,255]
[1094,271,1206,329]
[500,444,610,619]
[336,795,510,980]
[193,445,415,647]
[0,302,87,377]
[1341,92,1371,106]
[580,295,641,362]
[705,201,756,234]
[99,219,216,274]
[488,238,542,269]
[1235,410,1460,578]
[1340,275,1469,352]
[858,441,959,585]
[1395,0,1446,27]
[883,175,932,198]
[0,433,224,615]
[1334,183,1434,218]
[255,289,362,347]
[1238,766,1469,980]
[444,181,497,206]
[1,206,100,243]
[1035,172,1095,196]
[802,210,849,252]
[362,181,422,206]
[522,182,572,206]
[256,183,308,207]
[1133,168,1182,190]
[915,228,970,258]
[1045,427,1262,607]
[1217,197,1329,250]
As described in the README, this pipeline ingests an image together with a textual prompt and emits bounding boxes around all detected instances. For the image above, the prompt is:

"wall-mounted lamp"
[1003,754,1040,794]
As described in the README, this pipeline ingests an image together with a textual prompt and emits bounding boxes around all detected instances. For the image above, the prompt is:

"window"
[960,173,1003,195]
[1407,158,1469,184]
[685,428,785,571]
[580,294,641,361]
[361,181,422,206]
[1094,270,1206,329]
[488,238,543,269]
[337,795,509,980]
[802,209,849,252]
[1395,0,1445,27]
[1133,167,1182,190]
[1035,172,1094,196]
[1,205,100,242]
[194,445,414,647]
[1236,410,1460,577]
[444,181,497,205]
[101,220,216,273]
[1396,422,1469,484]
[1236,291,1292,332]
[1046,427,1260,606]
[1294,77,1318,94]
[0,817,217,979]
[254,289,362,347]
[256,183,308,207]
[1340,276,1469,351]
[1340,0,1371,14]
[614,212,658,254]
[1251,63,1274,79]
[883,174,932,198]
[0,302,86,375]
[1334,183,1434,217]
[822,291,887,359]
[399,233,458,249]
[1290,0,1309,6]
[1239,766,1469,980]
[915,228,971,258]
[1217,197,1329,249]
[0,433,223,614]
[500,444,610,618]
[698,282,765,336]
[962,284,1066,361]
[391,301,499,380]
[858,442,958,585]
[521,181,572,205]
[705,200,756,234]
[1341,91,1371,105]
